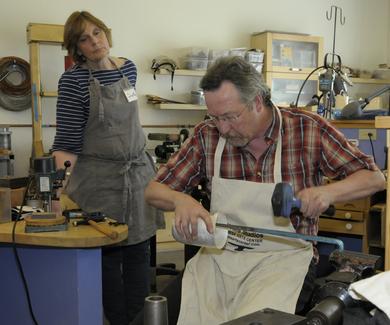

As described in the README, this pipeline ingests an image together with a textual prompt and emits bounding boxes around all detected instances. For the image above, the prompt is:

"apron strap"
[273,105,283,183]
[214,136,226,178]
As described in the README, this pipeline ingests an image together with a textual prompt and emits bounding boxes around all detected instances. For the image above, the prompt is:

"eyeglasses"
[207,106,247,123]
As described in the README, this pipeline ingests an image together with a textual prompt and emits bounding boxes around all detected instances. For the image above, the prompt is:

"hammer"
[73,217,119,240]
[271,182,335,218]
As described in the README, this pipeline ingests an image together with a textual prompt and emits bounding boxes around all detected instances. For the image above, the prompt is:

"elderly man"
[145,56,385,324]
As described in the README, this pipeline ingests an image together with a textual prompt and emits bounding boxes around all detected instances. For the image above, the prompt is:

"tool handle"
[323,205,335,216]
[294,199,335,217]
[88,220,118,240]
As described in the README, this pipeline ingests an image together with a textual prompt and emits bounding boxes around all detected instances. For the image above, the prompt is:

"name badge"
[123,88,138,102]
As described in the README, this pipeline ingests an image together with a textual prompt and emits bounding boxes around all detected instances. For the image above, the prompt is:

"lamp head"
[340,99,368,119]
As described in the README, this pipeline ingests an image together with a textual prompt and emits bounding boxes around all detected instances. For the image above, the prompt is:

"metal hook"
[339,8,346,25]
[326,5,345,24]
[326,5,334,20]
[326,5,346,67]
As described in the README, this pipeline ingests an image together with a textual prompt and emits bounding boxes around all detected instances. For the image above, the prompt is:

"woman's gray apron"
[177,106,313,324]
[66,62,164,244]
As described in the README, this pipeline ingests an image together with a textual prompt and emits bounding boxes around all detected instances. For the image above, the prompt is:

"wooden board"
[26,23,64,44]
[0,220,128,248]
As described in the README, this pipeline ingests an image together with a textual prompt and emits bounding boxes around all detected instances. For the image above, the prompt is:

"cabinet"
[251,32,323,73]
[251,31,323,107]
[319,196,372,253]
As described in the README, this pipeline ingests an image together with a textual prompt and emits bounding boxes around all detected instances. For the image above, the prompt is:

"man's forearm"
[144,180,182,211]
[326,169,386,203]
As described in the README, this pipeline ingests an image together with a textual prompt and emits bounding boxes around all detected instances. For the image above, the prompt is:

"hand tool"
[271,182,335,218]
[88,219,119,240]
[216,222,344,251]
[72,217,119,240]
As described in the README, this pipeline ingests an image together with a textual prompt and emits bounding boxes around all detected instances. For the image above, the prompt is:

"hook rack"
[326,5,346,68]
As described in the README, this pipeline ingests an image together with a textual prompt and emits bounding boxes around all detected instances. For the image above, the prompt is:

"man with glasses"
[145,56,385,324]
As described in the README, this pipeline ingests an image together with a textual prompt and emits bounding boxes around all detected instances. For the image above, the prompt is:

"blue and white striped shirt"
[51,58,137,154]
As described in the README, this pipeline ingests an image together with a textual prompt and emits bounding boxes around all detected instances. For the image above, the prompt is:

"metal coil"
[0,56,31,111]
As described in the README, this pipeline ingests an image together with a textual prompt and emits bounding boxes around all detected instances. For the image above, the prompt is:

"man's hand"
[144,181,213,240]
[173,192,212,240]
[296,186,333,219]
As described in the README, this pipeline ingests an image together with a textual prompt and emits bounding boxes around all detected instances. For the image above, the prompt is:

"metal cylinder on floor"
[144,295,169,325]
[0,127,13,177]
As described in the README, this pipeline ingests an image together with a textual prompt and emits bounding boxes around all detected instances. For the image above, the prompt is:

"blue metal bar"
[216,223,344,251]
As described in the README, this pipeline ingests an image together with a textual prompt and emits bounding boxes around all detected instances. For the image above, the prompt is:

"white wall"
[0,0,389,176]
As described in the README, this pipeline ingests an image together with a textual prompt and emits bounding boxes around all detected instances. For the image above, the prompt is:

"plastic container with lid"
[183,57,208,70]
[229,48,247,58]
[245,50,264,63]
[184,47,209,59]
[208,49,230,67]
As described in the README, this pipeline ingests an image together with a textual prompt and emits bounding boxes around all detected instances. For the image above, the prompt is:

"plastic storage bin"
[183,58,208,70]
[208,49,230,67]
[245,51,264,63]
[181,47,210,70]
[229,48,247,58]
[185,47,209,59]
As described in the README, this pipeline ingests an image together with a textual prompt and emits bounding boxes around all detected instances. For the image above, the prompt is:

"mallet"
[271,182,335,218]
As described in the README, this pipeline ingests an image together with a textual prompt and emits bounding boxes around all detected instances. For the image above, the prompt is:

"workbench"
[0,220,128,325]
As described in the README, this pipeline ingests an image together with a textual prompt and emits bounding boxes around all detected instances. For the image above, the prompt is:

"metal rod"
[326,6,346,68]
[216,223,344,251]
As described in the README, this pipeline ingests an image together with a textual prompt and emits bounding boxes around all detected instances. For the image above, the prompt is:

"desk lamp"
[340,85,390,119]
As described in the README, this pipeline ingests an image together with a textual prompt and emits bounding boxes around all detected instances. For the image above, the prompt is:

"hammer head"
[271,182,295,218]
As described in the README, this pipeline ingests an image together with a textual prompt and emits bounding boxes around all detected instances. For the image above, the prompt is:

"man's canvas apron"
[177,107,313,325]
[66,62,164,245]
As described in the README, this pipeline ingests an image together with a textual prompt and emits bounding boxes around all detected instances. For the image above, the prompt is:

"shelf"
[157,69,206,77]
[155,103,207,110]
[331,119,376,129]
[350,78,390,85]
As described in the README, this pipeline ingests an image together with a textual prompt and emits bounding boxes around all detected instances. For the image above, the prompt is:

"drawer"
[319,218,364,235]
[334,198,370,212]
[330,209,364,221]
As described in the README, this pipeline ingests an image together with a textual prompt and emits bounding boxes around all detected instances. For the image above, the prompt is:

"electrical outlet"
[348,139,359,147]
[358,129,376,140]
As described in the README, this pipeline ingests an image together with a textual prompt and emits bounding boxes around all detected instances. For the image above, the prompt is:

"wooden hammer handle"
[88,220,118,240]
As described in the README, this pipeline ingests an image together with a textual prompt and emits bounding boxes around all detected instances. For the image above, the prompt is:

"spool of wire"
[0,56,31,111]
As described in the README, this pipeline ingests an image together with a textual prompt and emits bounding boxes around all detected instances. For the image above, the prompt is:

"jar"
[190,89,206,106]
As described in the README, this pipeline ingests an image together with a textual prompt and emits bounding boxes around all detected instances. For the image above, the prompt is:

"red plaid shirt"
[155,107,377,237]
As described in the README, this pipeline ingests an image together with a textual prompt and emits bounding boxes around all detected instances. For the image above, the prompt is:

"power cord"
[367,132,377,164]
[294,66,325,108]
[11,176,39,325]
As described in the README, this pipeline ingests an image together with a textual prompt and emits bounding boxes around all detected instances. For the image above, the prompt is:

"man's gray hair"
[200,56,272,108]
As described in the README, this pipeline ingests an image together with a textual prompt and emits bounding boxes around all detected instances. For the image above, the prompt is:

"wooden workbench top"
[0,220,128,248]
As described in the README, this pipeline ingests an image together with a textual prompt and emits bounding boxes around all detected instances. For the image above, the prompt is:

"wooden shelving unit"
[155,103,206,110]
[350,78,390,85]
[330,119,376,129]
[157,69,206,77]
